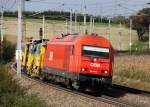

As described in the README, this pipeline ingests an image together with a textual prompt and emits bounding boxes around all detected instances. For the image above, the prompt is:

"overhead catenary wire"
[0,0,17,11]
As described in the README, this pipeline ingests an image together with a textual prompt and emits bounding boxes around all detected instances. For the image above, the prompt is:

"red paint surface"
[43,34,114,77]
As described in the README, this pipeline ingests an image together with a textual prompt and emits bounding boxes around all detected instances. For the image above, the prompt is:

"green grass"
[114,69,150,83]
[131,40,149,51]
[0,64,47,107]
[4,16,120,27]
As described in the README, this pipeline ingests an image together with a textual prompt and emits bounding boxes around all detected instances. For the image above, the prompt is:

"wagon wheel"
[39,73,46,81]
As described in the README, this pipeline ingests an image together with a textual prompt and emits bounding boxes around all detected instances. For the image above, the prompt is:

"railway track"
[11,63,141,107]
[22,75,134,107]
[112,84,150,97]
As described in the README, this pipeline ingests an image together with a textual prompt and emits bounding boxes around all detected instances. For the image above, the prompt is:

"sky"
[0,0,150,17]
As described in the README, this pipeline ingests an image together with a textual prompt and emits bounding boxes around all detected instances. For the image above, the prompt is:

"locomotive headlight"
[93,58,97,62]
[104,70,108,74]
[102,70,109,74]
[81,68,85,71]
[81,68,87,72]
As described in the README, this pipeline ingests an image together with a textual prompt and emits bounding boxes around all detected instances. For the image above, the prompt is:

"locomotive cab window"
[82,46,109,59]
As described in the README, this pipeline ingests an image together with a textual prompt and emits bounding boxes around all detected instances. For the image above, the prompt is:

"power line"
[6,0,17,11]
[0,0,17,11]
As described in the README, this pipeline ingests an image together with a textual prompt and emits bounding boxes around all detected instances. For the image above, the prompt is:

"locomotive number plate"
[90,63,100,67]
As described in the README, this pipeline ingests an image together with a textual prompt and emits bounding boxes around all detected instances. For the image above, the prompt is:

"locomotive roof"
[48,34,112,47]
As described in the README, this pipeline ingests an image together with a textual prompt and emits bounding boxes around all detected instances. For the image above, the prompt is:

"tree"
[130,8,150,41]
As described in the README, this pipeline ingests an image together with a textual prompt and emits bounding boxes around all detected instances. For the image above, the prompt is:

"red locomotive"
[21,33,114,92]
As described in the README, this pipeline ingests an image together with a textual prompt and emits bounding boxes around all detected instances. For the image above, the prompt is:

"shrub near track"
[0,38,48,107]
[0,38,15,63]
[0,64,47,107]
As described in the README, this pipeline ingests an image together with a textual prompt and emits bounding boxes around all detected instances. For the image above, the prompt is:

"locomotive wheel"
[93,85,104,97]
[66,79,73,90]
[72,80,80,90]
[94,89,102,97]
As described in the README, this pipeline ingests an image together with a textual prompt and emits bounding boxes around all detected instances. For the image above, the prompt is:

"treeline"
[4,10,127,24]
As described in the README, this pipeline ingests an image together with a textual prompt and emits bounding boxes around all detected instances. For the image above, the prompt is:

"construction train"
[21,33,114,93]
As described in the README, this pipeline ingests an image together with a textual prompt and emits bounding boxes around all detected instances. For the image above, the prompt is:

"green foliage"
[138,8,150,15]
[131,41,149,51]
[0,38,16,63]
[14,95,47,107]
[111,16,127,24]
[130,8,150,41]
[4,10,127,24]
[0,64,47,107]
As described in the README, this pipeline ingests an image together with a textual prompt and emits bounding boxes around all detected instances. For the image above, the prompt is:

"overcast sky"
[0,0,150,17]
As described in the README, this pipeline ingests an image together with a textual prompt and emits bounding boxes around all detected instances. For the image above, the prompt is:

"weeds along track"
[11,64,150,107]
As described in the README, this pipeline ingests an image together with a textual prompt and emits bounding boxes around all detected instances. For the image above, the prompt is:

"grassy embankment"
[131,40,150,54]
[113,41,150,92]
[0,38,47,107]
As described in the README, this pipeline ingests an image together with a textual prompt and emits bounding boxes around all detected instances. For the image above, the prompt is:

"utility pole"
[22,0,26,41]
[106,18,111,40]
[65,19,68,34]
[69,9,73,34]
[0,6,4,59]
[118,22,122,51]
[16,0,23,77]
[83,13,86,34]
[74,11,77,33]
[129,18,132,53]
[0,6,4,43]
[149,23,150,49]
[42,15,45,39]
[89,16,92,34]
[92,17,95,33]
[108,19,111,40]
[83,0,86,34]
[99,4,103,23]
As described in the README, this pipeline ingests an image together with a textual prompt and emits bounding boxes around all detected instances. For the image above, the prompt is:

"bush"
[0,38,16,63]
[0,64,47,107]
[130,8,150,41]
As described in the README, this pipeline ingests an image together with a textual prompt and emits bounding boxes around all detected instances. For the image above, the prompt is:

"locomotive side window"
[82,46,109,58]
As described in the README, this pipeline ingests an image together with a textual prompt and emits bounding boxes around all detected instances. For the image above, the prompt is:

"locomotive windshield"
[82,46,109,58]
